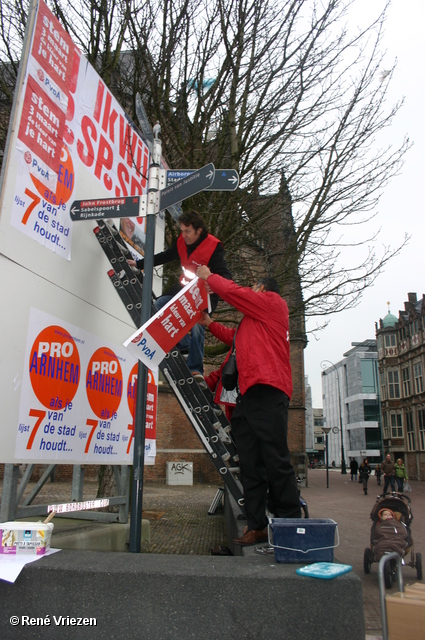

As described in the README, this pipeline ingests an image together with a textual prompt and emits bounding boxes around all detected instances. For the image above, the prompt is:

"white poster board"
[14,308,156,465]
[0,0,164,463]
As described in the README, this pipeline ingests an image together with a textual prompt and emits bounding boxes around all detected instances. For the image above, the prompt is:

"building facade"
[376,293,425,481]
[321,340,382,469]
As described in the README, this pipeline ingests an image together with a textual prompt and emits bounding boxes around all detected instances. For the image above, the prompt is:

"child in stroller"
[373,508,408,560]
[364,493,422,588]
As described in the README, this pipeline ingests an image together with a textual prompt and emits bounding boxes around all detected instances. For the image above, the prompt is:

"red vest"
[177,234,220,284]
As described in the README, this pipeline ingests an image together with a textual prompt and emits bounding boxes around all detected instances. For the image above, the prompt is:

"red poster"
[148,279,209,354]
[18,75,66,174]
[31,0,74,93]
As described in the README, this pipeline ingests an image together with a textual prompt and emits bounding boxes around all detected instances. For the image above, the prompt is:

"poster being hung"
[124,277,210,370]
[15,308,157,464]
[9,0,150,260]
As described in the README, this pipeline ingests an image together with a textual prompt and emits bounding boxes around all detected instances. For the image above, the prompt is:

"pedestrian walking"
[359,458,371,495]
[395,458,408,493]
[375,463,382,486]
[350,458,358,482]
[381,453,396,494]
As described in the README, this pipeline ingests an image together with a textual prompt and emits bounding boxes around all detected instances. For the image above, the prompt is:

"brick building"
[376,293,425,481]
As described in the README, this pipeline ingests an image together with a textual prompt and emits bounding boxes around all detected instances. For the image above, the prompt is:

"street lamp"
[322,425,331,488]
[321,360,347,475]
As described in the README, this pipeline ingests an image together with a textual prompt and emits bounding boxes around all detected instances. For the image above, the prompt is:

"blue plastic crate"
[268,518,338,564]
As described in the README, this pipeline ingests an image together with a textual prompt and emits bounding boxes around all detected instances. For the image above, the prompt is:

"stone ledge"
[0,549,364,640]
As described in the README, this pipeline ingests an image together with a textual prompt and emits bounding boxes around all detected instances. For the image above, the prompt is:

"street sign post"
[159,163,215,212]
[167,168,239,191]
[70,195,146,221]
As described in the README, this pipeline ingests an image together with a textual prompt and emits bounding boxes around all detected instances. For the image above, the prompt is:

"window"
[419,409,425,451]
[406,412,415,451]
[414,362,423,393]
[390,413,403,438]
[361,360,377,393]
[410,319,419,334]
[380,370,386,401]
[365,427,381,450]
[387,370,400,399]
[402,367,411,397]
[363,400,379,422]
[385,334,396,347]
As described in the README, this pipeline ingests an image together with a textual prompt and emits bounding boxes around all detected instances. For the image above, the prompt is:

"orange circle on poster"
[30,143,75,205]
[29,325,80,409]
[86,347,123,419]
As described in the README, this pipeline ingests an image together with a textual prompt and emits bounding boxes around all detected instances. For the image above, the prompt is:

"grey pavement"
[305,469,425,639]
[2,468,424,638]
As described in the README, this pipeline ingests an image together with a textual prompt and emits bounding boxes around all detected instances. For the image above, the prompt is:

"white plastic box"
[0,521,54,555]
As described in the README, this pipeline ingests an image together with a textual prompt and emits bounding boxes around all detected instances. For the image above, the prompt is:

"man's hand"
[198,312,212,328]
[197,265,211,281]
[128,259,137,268]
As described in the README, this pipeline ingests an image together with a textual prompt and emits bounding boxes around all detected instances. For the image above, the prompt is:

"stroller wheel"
[364,547,372,574]
[384,560,394,589]
[416,552,422,580]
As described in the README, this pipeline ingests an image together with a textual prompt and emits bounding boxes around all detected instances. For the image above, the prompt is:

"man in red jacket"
[128,210,231,377]
[197,266,301,545]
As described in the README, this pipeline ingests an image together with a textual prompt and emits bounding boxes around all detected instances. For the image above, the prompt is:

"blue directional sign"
[167,168,239,191]
[160,163,215,212]
[208,169,239,191]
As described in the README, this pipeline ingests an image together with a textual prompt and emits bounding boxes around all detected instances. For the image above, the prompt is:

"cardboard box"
[0,521,54,555]
[386,591,425,640]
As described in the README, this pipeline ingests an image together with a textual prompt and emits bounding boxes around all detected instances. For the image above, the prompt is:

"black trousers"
[231,384,301,530]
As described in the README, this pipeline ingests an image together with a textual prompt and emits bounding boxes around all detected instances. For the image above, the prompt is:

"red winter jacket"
[206,274,292,399]
[177,234,220,283]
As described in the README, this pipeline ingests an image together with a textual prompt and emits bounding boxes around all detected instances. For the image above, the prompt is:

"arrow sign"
[160,163,215,211]
[70,195,144,221]
[208,169,239,191]
[167,168,239,191]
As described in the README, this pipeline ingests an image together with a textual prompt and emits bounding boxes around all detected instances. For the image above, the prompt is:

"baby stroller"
[363,492,422,588]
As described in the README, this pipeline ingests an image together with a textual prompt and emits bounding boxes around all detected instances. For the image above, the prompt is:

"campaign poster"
[15,308,157,464]
[9,0,150,260]
[124,278,210,370]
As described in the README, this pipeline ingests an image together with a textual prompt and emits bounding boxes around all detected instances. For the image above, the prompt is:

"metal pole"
[335,370,347,475]
[326,434,329,488]
[129,129,162,553]
[378,553,404,640]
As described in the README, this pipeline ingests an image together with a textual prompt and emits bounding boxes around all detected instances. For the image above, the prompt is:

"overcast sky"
[304,0,425,406]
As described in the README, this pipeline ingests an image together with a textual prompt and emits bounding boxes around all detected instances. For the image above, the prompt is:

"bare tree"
[127,0,410,324]
[1,0,411,326]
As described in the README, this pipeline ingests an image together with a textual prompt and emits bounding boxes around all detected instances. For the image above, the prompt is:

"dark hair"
[257,277,280,294]
[178,210,208,233]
